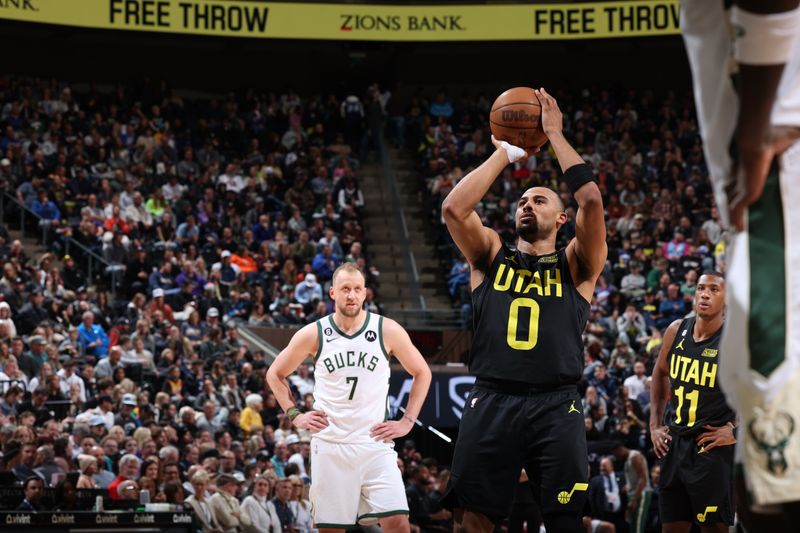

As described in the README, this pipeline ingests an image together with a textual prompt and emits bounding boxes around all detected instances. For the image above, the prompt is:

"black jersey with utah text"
[469,244,590,386]
[664,317,736,436]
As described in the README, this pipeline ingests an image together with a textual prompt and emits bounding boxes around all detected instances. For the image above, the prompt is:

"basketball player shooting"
[440,88,607,533]
[267,264,431,533]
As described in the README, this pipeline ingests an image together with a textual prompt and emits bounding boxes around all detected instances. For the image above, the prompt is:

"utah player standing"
[650,271,736,533]
[441,88,606,533]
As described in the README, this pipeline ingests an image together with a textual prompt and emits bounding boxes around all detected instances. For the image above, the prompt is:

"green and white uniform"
[682,0,800,505]
[310,311,408,527]
[625,449,652,533]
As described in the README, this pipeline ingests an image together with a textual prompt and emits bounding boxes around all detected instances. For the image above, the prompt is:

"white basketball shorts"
[310,438,409,527]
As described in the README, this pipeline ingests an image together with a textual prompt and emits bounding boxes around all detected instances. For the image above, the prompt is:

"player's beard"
[337,302,362,317]
[516,214,542,242]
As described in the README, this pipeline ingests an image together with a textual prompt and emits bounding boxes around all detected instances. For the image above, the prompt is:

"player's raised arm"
[441,140,511,276]
[266,323,328,432]
[369,317,431,443]
[649,319,681,458]
[535,88,607,298]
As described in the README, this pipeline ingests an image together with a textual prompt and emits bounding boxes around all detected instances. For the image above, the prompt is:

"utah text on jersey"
[492,263,564,297]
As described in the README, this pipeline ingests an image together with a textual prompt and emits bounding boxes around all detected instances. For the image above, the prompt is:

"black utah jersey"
[469,244,590,386]
[664,317,736,436]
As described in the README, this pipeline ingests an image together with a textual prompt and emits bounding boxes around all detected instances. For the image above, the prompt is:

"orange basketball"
[490,87,548,152]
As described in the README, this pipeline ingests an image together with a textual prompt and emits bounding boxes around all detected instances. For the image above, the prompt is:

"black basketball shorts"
[442,380,588,520]
[659,432,734,526]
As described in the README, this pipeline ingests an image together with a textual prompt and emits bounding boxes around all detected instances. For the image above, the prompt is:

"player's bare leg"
[453,509,494,533]
[378,514,411,533]
[582,516,615,532]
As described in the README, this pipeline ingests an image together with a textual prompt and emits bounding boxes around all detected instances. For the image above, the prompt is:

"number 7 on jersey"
[346,376,358,400]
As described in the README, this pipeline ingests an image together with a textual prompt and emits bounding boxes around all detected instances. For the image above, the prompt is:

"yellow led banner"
[0,0,681,41]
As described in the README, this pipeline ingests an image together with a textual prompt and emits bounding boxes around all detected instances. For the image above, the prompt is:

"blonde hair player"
[267,263,431,533]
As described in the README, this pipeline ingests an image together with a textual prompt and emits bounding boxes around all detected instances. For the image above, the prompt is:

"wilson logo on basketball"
[501,110,538,124]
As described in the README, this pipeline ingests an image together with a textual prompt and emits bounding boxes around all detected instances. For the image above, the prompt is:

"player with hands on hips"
[267,263,431,532]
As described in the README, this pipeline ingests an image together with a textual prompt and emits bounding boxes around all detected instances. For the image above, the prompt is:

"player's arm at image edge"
[266,323,319,413]
[383,317,432,422]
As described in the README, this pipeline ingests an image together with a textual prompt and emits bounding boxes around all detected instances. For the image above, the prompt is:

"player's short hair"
[521,187,566,212]
[700,270,725,283]
[555,190,566,212]
[331,263,365,285]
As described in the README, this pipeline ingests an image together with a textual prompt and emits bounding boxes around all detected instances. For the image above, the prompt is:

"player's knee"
[542,511,583,533]
[378,513,409,533]
[454,510,494,533]
[597,522,615,533]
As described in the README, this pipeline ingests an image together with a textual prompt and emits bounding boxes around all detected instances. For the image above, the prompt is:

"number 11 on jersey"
[674,385,699,426]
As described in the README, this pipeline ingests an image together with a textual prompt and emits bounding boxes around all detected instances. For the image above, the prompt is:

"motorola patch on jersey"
[365,330,377,342]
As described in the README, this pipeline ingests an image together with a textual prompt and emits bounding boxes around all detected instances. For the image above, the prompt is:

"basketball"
[557,491,571,504]
[490,87,548,152]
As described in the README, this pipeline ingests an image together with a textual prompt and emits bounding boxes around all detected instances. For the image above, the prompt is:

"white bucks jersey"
[312,311,391,443]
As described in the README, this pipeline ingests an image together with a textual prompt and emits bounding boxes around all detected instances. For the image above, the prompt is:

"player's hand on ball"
[369,417,414,443]
[293,410,328,432]
[650,425,672,458]
[491,135,528,163]
[695,423,736,452]
[535,88,563,138]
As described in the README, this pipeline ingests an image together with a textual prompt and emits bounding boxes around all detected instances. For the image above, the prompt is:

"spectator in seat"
[311,245,339,283]
[294,273,322,310]
[77,311,109,358]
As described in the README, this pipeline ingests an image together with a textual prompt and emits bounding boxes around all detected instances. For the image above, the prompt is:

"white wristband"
[732,6,800,65]
[500,141,527,163]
